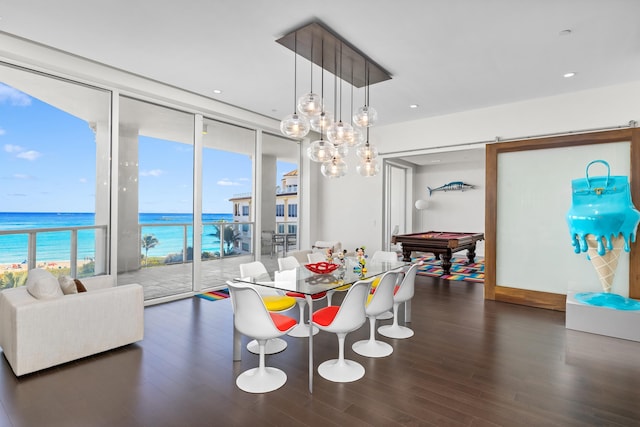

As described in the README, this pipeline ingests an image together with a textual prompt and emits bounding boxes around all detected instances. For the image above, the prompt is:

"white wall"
[413,160,486,256]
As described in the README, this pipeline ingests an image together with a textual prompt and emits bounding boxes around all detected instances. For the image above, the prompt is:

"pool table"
[391,231,484,275]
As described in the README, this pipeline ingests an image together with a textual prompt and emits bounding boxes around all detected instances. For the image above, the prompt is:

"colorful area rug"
[196,288,230,301]
[414,255,484,283]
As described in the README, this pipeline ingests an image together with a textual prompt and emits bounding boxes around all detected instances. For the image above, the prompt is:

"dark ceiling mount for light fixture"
[276,21,392,89]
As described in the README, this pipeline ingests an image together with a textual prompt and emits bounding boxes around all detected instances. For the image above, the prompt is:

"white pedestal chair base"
[376,311,393,320]
[287,323,319,337]
[247,337,287,355]
[236,366,287,393]
[317,359,365,383]
[352,339,393,358]
[378,324,414,339]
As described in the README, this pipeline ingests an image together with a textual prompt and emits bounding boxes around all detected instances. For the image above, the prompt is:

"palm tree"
[141,234,159,266]
[223,225,240,255]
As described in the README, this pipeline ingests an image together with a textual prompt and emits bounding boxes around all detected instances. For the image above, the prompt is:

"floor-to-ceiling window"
[117,96,194,300]
[0,63,111,290]
[199,118,255,289]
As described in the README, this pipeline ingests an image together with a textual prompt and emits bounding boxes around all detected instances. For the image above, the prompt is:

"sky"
[0,82,295,214]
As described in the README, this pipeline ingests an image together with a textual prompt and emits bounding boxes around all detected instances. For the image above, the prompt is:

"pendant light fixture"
[326,43,353,146]
[309,39,333,132]
[280,33,310,138]
[307,40,335,163]
[297,39,322,118]
[353,63,378,128]
[277,21,391,178]
[356,127,380,177]
[321,156,348,178]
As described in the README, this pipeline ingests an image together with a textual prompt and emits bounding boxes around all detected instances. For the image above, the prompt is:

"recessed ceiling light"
[213,89,222,94]
[409,104,419,109]
[563,72,577,78]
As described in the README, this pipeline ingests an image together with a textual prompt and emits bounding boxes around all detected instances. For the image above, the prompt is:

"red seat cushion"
[286,291,327,299]
[312,306,340,326]
[269,313,297,332]
[394,285,400,295]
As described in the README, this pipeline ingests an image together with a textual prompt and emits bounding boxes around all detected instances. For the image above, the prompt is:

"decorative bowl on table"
[305,262,339,274]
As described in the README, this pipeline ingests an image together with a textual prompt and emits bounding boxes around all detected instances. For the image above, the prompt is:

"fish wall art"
[427,181,474,196]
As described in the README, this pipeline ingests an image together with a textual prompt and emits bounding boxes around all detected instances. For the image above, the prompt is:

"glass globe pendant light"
[356,157,380,177]
[297,40,322,118]
[308,137,335,163]
[356,141,378,160]
[310,111,333,132]
[326,45,353,146]
[321,156,348,178]
[356,127,379,177]
[280,33,310,138]
[333,143,349,158]
[353,63,378,128]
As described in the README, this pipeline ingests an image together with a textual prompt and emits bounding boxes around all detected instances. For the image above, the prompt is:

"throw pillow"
[26,268,64,300]
[74,279,87,293]
[58,275,78,295]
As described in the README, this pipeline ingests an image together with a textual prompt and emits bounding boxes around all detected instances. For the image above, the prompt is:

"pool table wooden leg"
[441,249,453,275]
[401,247,412,262]
[466,244,477,264]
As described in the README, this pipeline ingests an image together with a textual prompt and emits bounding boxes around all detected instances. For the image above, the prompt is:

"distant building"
[229,170,298,253]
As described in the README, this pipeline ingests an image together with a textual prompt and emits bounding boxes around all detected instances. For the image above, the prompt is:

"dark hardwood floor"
[1,276,639,427]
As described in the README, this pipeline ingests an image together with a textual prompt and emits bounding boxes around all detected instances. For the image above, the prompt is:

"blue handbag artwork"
[567,160,640,255]
[566,160,640,294]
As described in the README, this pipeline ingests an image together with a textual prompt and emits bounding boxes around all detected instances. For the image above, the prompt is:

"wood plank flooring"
[1,276,639,426]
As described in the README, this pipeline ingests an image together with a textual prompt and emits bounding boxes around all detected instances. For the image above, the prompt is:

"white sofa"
[0,273,144,376]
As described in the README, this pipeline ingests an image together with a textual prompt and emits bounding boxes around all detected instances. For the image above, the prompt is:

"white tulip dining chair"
[311,279,372,383]
[239,261,296,354]
[307,251,326,263]
[378,262,421,339]
[277,256,326,337]
[352,271,398,358]
[228,282,297,393]
[369,250,400,320]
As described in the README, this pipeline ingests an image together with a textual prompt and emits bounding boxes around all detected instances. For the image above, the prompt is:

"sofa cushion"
[26,268,64,300]
[58,275,78,295]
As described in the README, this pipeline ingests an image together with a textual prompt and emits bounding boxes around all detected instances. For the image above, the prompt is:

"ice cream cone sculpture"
[566,160,640,293]
[586,235,624,293]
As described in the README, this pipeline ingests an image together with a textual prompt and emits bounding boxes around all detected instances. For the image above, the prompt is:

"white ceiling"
[1,0,640,134]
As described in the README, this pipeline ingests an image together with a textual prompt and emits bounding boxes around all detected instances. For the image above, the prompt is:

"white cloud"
[16,150,41,161]
[0,128,5,136]
[140,169,164,177]
[0,84,31,106]
[4,144,23,153]
[13,173,30,179]
[237,177,250,182]
[79,177,88,183]
[217,178,241,186]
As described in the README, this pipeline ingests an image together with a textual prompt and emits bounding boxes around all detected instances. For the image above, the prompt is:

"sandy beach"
[1,259,91,273]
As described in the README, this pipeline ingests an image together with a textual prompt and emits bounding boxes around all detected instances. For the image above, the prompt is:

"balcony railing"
[0,225,108,279]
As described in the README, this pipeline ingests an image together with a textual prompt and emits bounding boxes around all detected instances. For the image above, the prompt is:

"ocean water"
[0,212,234,264]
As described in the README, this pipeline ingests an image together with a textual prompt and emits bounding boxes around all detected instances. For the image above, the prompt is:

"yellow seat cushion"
[334,284,351,291]
[370,277,381,288]
[262,295,296,312]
